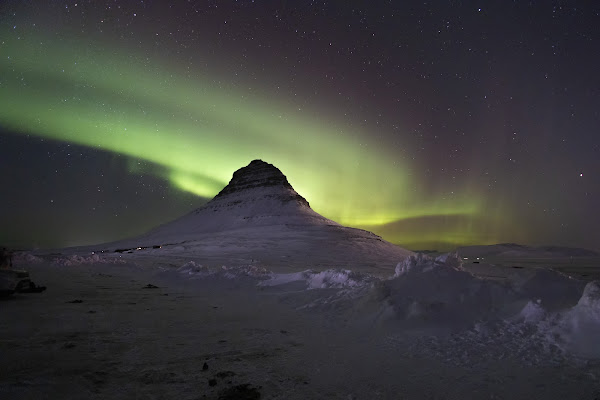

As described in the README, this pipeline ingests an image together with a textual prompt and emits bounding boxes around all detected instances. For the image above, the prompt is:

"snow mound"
[259,269,375,290]
[516,300,546,323]
[394,252,463,276]
[177,261,212,277]
[381,253,514,329]
[512,268,585,311]
[176,261,269,279]
[549,280,600,358]
[383,280,600,366]
[381,254,600,359]
[424,282,600,365]
[577,280,600,310]
[305,269,370,289]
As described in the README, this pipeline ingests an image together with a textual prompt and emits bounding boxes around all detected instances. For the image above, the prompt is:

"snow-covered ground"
[2,252,599,399]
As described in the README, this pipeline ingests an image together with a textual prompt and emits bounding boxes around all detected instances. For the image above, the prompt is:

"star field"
[0,1,598,251]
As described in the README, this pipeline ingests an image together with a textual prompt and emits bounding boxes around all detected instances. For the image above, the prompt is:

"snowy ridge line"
[13,252,45,264]
[50,254,128,266]
[259,269,378,289]
[13,252,127,266]
[174,261,270,279]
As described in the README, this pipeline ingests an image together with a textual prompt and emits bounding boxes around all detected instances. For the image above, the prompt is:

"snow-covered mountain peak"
[196,159,318,219]
[203,160,310,213]
[211,159,309,207]
[136,160,337,241]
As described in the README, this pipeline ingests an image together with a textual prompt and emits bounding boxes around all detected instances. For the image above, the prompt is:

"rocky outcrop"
[211,159,309,207]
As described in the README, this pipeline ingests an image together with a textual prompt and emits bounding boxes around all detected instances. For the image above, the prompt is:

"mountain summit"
[106,160,412,273]
[181,159,336,229]
[213,159,309,208]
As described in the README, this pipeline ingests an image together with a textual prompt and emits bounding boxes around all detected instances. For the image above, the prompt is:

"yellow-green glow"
[169,169,226,199]
[0,28,500,249]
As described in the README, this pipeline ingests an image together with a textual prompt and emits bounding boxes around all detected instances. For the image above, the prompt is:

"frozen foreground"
[2,253,600,399]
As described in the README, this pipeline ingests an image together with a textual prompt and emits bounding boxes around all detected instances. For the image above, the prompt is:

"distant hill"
[457,243,600,259]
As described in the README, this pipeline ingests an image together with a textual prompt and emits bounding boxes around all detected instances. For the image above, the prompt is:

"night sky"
[1,1,598,251]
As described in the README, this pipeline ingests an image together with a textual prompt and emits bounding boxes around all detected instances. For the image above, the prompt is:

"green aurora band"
[0,29,504,249]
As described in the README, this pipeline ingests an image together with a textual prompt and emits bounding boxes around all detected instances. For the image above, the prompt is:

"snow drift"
[260,269,376,290]
[547,280,600,358]
[180,252,600,360]
[374,253,520,330]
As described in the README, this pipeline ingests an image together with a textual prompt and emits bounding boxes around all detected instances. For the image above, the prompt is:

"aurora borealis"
[1,1,598,251]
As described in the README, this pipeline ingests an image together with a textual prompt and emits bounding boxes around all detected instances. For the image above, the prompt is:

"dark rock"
[211,159,310,208]
[202,362,209,371]
[67,299,83,303]
[208,378,217,387]
[143,284,159,289]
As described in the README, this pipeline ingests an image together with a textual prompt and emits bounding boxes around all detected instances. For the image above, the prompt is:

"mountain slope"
[140,159,337,240]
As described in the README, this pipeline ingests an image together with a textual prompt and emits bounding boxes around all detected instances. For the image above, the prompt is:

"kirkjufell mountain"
[102,160,412,273]
[144,159,337,236]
